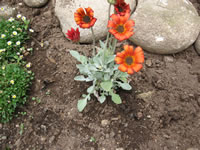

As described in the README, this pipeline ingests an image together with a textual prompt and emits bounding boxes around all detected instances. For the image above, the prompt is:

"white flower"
[0,49,6,53]
[2,66,5,70]
[13,31,17,35]
[7,41,12,46]
[1,34,5,38]
[17,14,22,18]
[22,16,26,21]
[27,48,32,51]
[17,52,20,55]
[8,17,14,22]
[12,26,15,28]
[10,80,14,84]
[29,29,34,33]
[26,62,31,68]
[12,95,16,99]
[16,41,21,45]
[19,55,23,59]
[0,7,4,11]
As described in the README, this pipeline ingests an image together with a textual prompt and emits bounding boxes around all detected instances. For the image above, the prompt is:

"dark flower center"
[83,16,91,23]
[125,56,133,65]
[117,6,124,12]
[116,25,124,33]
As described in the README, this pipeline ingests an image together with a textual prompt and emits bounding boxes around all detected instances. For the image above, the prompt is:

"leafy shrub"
[0,63,34,123]
[0,17,29,63]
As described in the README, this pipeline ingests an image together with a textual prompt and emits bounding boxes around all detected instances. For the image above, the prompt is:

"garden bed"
[0,0,200,149]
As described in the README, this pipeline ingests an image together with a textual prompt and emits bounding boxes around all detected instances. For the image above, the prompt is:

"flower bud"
[107,0,116,5]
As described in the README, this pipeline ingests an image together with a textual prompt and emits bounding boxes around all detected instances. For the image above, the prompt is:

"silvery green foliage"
[70,41,132,112]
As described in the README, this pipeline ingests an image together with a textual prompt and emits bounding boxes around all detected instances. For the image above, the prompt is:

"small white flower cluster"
[0,49,6,53]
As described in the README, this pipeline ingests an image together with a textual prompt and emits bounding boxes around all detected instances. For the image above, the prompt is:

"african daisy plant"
[67,0,144,112]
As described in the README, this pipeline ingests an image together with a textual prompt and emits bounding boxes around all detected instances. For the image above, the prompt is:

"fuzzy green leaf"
[99,95,106,103]
[100,81,113,92]
[111,93,122,104]
[70,50,80,62]
[74,75,86,81]
[77,99,87,112]
[118,82,132,90]
[87,86,94,93]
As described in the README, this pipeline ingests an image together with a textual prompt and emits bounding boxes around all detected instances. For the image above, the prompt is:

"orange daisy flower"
[114,0,131,16]
[115,45,144,75]
[74,7,97,29]
[66,27,80,43]
[107,13,134,41]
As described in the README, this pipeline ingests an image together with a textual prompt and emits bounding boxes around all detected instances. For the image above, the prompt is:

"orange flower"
[74,7,97,29]
[114,0,131,16]
[115,45,144,75]
[107,13,134,41]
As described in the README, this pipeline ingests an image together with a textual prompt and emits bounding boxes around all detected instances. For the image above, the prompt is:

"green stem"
[91,27,96,56]
[112,38,118,54]
[105,4,111,48]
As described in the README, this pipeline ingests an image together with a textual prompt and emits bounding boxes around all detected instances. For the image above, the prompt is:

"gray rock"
[23,0,49,8]
[0,5,17,20]
[129,0,200,54]
[55,0,136,43]
[101,119,110,127]
[194,34,200,55]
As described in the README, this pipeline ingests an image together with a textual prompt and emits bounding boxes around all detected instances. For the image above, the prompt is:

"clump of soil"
[0,0,200,150]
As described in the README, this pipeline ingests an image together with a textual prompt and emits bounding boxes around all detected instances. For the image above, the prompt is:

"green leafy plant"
[0,16,30,63]
[0,63,34,123]
[69,1,145,112]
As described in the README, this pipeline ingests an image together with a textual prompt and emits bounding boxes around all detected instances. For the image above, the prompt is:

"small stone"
[187,148,199,150]
[116,148,124,150]
[136,112,143,120]
[164,56,174,63]
[145,59,152,67]
[101,120,110,127]
[0,5,17,20]
[40,136,46,141]
[1,136,7,140]
[41,125,47,132]
[24,0,49,8]
[136,91,154,102]
[147,115,151,119]
[49,136,55,144]
[24,52,30,56]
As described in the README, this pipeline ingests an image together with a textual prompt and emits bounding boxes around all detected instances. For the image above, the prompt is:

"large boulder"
[194,34,200,55]
[55,0,136,43]
[129,0,200,54]
[23,0,49,8]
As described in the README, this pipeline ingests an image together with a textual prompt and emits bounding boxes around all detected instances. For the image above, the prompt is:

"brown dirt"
[0,0,200,150]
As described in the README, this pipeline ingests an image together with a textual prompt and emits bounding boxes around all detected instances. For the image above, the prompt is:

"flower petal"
[118,64,127,72]
[115,57,123,64]
[132,64,143,72]
[110,14,120,24]
[127,68,134,74]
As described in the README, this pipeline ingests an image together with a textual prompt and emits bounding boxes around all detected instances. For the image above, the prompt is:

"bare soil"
[0,0,200,150]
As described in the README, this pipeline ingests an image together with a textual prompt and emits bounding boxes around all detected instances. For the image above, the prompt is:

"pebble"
[147,115,151,119]
[136,112,143,120]
[1,136,7,140]
[187,148,199,150]
[116,148,124,150]
[145,59,152,67]
[136,91,154,102]
[49,136,55,143]
[101,119,110,127]
[163,56,174,63]
[23,0,49,8]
